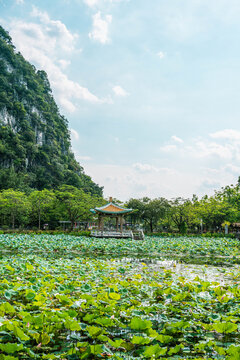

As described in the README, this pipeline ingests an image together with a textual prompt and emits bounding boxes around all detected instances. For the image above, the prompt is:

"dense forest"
[0,25,102,196]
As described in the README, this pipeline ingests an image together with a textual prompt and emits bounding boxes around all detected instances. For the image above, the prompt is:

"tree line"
[126,181,240,234]
[1,180,240,234]
[0,185,104,231]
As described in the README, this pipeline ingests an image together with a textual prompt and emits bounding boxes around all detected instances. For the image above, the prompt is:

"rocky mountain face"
[0,26,102,196]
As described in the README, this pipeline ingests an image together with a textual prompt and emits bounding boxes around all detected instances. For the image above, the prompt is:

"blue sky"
[1,0,240,200]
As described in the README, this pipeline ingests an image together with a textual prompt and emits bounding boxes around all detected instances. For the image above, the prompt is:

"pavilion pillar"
[98,215,101,230]
[120,216,123,233]
[100,216,104,231]
[116,216,119,232]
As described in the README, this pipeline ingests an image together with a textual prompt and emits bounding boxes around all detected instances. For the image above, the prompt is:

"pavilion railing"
[91,230,133,239]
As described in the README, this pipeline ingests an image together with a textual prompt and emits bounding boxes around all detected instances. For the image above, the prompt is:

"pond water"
[111,256,240,285]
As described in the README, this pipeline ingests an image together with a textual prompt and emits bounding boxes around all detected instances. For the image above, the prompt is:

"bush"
[0,229,91,237]
[146,232,236,239]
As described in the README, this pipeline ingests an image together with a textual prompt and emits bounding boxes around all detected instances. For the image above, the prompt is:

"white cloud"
[210,129,240,141]
[83,162,198,200]
[79,129,240,201]
[31,6,78,53]
[161,0,240,43]
[84,0,99,7]
[133,163,159,173]
[165,12,203,41]
[76,155,92,161]
[8,8,102,113]
[58,59,71,69]
[70,128,79,141]
[89,11,112,44]
[161,130,240,162]
[171,135,183,143]
[160,144,177,152]
[149,129,240,199]
[133,163,176,175]
[224,164,240,175]
[194,141,233,160]
[157,51,165,59]
[58,98,76,113]
[198,179,221,192]
[72,148,92,162]
[16,0,24,4]
[112,85,129,97]
[83,0,127,7]
[81,126,240,200]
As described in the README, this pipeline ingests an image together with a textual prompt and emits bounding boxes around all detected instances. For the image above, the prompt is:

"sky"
[1,0,240,200]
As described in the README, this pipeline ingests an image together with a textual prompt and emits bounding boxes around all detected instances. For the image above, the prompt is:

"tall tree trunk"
[150,220,153,233]
[12,213,15,229]
[38,210,41,230]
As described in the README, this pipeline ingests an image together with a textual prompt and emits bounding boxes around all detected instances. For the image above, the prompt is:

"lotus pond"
[0,235,240,359]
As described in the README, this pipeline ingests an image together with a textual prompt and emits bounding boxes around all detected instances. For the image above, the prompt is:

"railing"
[91,230,133,238]
[132,230,145,240]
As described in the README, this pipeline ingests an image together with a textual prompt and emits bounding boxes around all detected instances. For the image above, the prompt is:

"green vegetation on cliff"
[0,25,102,196]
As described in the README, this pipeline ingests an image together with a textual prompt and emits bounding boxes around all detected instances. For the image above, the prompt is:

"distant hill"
[0,26,102,196]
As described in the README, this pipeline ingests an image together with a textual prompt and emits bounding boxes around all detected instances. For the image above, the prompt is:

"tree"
[142,198,170,233]
[126,198,145,226]
[29,189,55,229]
[215,183,240,213]
[0,189,30,228]
[126,197,170,232]
[197,196,237,232]
[55,185,103,230]
[169,198,197,234]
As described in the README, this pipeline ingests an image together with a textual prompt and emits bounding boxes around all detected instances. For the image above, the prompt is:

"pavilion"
[90,197,136,238]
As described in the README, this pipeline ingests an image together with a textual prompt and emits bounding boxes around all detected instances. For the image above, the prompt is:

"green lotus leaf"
[40,333,51,345]
[25,263,34,271]
[212,322,238,334]
[90,344,111,355]
[0,343,24,354]
[13,326,30,341]
[55,294,72,305]
[118,267,126,274]
[129,317,152,331]
[95,317,113,326]
[0,303,15,314]
[25,290,36,301]
[227,345,240,358]
[109,292,121,300]
[65,319,81,331]
[86,325,103,337]
[168,344,184,355]
[4,290,17,300]
[156,334,173,344]
[143,344,168,357]
[107,338,124,348]
[131,335,151,345]
[5,265,15,273]
[214,346,226,356]
[68,309,78,318]
[81,284,92,292]
[83,313,96,323]
[0,355,19,360]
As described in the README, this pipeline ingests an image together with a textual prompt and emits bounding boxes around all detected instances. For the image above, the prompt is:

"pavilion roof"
[90,200,133,215]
